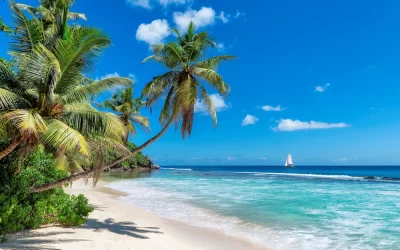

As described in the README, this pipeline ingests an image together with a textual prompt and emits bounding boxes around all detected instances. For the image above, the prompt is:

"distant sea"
[107,166,400,250]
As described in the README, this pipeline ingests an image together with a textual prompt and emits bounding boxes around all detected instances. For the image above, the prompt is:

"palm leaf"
[62,77,132,104]
[68,12,87,21]
[0,88,30,110]
[192,56,236,70]
[43,119,89,156]
[10,3,44,53]
[1,109,47,138]
[191,67,230,96]
[199,85,217,126]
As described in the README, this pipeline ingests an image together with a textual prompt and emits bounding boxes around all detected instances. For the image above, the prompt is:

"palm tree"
[142,22,236,138]
[29,22,236,193]
[0,4,131,174]
[100,87,150,146]
[16,0,87,39]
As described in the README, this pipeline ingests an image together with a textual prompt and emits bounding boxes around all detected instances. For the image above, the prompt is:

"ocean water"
[107,166,400,250]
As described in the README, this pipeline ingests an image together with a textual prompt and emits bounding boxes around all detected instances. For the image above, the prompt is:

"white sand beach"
[2,179,267,250]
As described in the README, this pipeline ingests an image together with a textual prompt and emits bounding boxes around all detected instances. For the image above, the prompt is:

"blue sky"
[1,0,400,165]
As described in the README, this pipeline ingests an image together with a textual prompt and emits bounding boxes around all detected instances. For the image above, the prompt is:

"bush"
[0,139,93,237]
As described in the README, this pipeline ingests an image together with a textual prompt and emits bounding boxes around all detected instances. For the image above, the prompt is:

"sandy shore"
[3,179,267,250]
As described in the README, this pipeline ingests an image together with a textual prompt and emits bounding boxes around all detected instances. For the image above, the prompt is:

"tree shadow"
[1,231,87,250]
[82,218,163,239]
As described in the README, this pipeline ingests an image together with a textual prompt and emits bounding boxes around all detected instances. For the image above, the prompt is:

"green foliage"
[142,22,236,138]
[105,141,150,169]
[0,139,93,236]
[125,142,151,167]
[0,17,12,34]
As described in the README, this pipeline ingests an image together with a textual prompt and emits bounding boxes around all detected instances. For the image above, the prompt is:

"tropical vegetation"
[100,87,150,146]
[0,0,234,237]
[0,139,93,239]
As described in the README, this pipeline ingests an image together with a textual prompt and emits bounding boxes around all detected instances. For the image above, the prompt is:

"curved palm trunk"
[0,139,20,161]
[29,116,175,193]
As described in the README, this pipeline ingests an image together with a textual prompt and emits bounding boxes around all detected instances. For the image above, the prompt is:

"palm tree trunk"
[14,153,24,175]
[29,116,175,193]
[123,131,129,146]
[0,138,20,161]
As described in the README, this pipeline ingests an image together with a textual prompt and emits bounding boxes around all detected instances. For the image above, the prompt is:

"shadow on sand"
[1,231,87,250]
[82,218,163,239]
[2,218,163,250]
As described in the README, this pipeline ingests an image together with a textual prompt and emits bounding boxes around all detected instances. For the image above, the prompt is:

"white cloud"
[136,19,170,45]
[96,72,120,81]
[241,115,258,126]
[217,11,229,23]
[261,105,285,112]
[173,7,216,32]
[259,157,268,160]
[273,119,350,132]
[194,94,229,113]
[126,0,151,9]
[235,10,245,18]
[315,83,330,93]
[216,42,225,51]
[159,0,189,6]
[127,0,190,9]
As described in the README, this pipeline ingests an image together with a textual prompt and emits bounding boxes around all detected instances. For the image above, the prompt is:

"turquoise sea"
[107,166,400,250]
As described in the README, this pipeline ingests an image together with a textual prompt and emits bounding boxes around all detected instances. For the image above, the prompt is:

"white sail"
[285,153,294,167]
[287,154,293,165]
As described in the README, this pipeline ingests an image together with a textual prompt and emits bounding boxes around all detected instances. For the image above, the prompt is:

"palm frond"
[199,85,217,127]
[142,71,176,106]
[192,56,237,70]
[62,77,132,104]
[1,109,47,138]
[130,115,150,129]
[10,3,44,53]
[53,27,112,95]
[191,67,230,96]
[0,88,30,110]
[43,119,89,156]
[62,103,127,141]
[68,12,87,21]
[146,43,183,68]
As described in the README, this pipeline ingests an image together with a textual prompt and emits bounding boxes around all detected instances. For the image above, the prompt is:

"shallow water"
[108,166,400,250]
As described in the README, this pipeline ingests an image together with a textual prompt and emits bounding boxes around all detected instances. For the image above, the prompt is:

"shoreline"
[3,178,268,250]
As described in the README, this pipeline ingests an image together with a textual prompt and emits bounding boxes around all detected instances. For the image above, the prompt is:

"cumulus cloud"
[241,115,258,126]
[261,105,285,112]
[273,119,349,132]
[217,11,229,23]
[315,83,330,93]
[194,94,229,113]
[126,0,151,9]
[136,19,170,45]
[173,7,216,32]
[127,0,189,9]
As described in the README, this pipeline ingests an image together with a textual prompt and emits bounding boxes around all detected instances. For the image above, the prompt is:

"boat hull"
[285,165,294,168]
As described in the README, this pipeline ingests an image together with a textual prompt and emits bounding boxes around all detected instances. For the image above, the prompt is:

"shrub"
[0,139,93,237]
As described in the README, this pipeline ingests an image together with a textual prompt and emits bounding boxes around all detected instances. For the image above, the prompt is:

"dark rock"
[151,165,160,169]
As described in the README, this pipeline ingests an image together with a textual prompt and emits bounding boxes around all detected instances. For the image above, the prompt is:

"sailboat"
[284,153,294,168]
